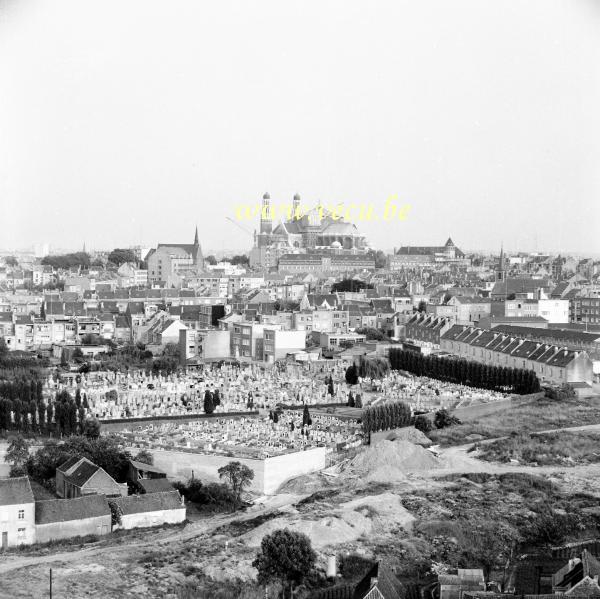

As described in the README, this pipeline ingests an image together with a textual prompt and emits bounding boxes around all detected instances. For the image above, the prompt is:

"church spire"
[194,225,199,246]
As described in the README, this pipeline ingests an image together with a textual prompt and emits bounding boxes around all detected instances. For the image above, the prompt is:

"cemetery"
[44,362,350,422]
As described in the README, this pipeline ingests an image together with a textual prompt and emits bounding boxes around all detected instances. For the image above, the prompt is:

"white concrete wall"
[117,508,186,530]
[151,450,266,493]
[262,447,327,494]
[150,446,327,495]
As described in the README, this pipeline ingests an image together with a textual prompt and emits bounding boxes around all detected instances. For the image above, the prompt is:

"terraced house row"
[441,325,594,386]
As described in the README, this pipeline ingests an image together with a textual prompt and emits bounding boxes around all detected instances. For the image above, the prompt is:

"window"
[18,510,24,520]
[18,528,25,536]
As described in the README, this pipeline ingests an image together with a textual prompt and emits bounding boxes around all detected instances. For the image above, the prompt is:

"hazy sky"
[1,0,599,255]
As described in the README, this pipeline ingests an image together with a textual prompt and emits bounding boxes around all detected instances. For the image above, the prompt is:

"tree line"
[0,385,95,436]
[389,348,541,394]
[41,251,90,269]
[362,401,411,434]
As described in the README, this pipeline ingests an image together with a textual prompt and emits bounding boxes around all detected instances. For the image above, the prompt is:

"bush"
[174,479,238,512]
[108,500,123,526]
[345,365,359,386]
[434,408,461,429]
[546,384,576,400]
[414,414,433,433]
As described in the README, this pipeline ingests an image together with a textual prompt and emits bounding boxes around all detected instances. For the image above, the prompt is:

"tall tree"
[252,529,317,593]
[5,435,29,467]
[218,461,254,507]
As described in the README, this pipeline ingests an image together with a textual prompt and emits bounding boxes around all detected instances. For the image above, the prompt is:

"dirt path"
[0,494,303,575]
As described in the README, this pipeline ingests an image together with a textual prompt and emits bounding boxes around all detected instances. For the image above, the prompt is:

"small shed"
[112,491,186,530]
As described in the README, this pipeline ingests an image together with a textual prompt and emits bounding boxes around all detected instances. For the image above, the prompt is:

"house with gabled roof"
[55,457,127,499]
[441,325,593,384]
[552,549,600,595]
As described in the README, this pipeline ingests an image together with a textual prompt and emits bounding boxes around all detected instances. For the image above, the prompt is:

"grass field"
[478,430,600,466]
[428,395,600,446]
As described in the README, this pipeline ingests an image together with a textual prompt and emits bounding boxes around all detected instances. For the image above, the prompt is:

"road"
[0,493,304,575]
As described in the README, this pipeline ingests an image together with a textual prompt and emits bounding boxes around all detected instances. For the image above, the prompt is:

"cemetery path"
[0,493,303,575]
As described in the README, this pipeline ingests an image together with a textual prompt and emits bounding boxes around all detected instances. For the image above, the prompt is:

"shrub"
[108,500,123,526]
[434,408,461,429]
[414,415,433,433]
[345,365,359,386]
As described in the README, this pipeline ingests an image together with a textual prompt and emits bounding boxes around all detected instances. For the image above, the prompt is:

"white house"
[0,477,36,548]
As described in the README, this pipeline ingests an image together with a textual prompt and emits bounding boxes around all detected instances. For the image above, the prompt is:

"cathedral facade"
[250,193,368,268]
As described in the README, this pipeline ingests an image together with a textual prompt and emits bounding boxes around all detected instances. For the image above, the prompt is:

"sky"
[0,0,599,255]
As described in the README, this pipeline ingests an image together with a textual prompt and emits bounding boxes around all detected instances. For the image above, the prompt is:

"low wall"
[35,515,111,544]
[99,411,259,433]
[118,508,186,530]
[150,446,327,495]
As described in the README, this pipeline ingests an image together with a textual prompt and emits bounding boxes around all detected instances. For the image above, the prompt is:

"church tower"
[292,193,301,220]
[260,192,272,236]
[193,225,204,270]
[496,244,507,281]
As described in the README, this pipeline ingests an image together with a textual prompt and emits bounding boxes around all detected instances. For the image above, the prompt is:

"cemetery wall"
[98,411,258,432]
[150,446,327,495]
[262,447,327,494]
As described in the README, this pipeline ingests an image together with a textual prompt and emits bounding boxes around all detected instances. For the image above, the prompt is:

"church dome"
[263,192,270,200]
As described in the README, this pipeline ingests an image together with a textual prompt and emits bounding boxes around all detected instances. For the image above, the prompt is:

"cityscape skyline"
[1,0,599,254]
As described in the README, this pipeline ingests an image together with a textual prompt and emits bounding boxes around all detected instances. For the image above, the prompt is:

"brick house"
[55,457,127,499]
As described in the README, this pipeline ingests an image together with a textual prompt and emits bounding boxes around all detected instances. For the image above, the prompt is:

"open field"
[478,430,600,466]
[428,395,600,446]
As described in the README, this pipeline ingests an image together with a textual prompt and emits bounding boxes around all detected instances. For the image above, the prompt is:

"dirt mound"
[277,472,342,494]
[241,512,372,549]
[340,492,415,532]
[348,439,440,480]
[380,426,432,446]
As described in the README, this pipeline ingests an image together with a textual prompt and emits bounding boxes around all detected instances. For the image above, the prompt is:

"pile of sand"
[348,439,440,482]
[241,512,372,549]
[340,492,415,532]
[379,426,432,446]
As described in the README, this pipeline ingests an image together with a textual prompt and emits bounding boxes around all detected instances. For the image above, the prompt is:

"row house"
[344,304,378,330]
[441,325,593,385]
[371,299,396,329]
[405,313,453,346]
[570,296,600,326]
[0,313,14,338]
[262,328,306,363]
[313,309,349,333]
[230,322,287,360]
[179,328,231,363]
[6,294,43,316]
[32,265,55,287]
